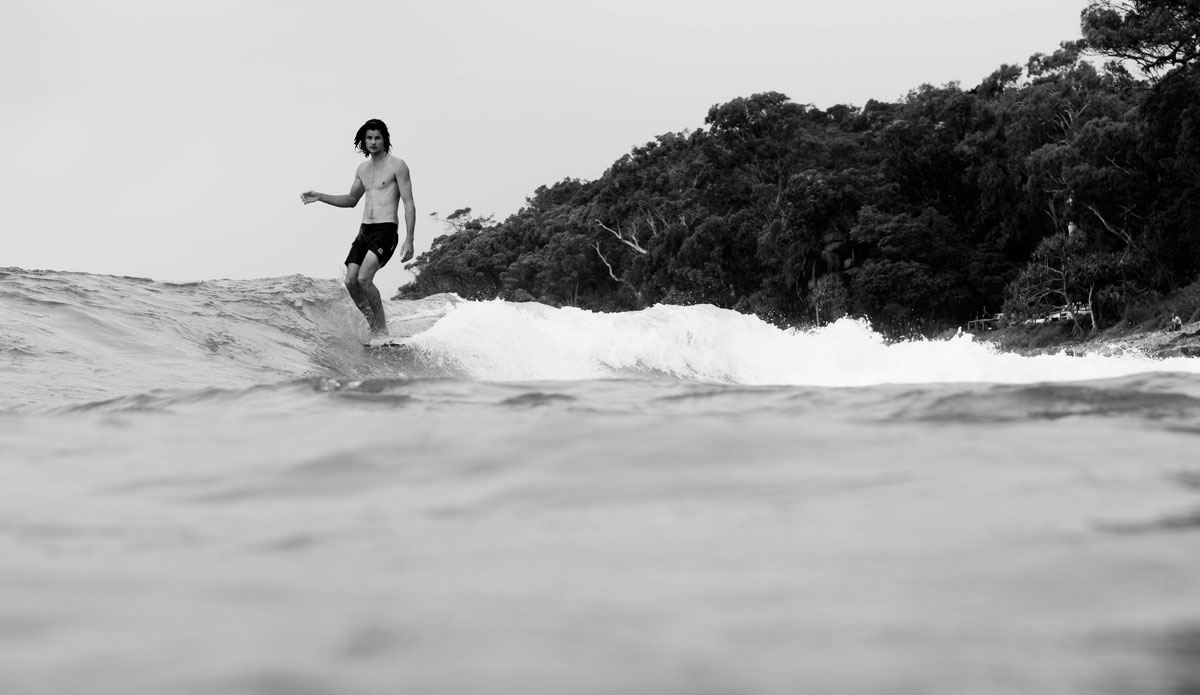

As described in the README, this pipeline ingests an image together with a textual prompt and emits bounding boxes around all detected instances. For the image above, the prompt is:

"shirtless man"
[301,118,415,339]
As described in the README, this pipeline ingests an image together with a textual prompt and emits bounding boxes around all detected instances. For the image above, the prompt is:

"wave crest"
[5,268,1200,411]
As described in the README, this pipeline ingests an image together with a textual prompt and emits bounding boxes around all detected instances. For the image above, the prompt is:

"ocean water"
[3,266,1200,695]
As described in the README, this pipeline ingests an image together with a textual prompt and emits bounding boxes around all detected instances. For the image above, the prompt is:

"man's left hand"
[399,240,414,263]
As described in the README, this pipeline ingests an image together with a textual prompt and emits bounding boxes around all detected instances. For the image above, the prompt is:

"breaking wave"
[4,267,1200,412]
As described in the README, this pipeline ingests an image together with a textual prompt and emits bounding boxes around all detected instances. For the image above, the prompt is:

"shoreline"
[973,320,1200,359]
[963,279,1200,360]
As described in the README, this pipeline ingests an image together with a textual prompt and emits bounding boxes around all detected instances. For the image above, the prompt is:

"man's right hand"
[300,191,320,205]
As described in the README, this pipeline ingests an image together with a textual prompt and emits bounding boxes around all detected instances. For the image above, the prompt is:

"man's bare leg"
[343,254,388,338]
[344,256,388,337]
[344,263,377,327]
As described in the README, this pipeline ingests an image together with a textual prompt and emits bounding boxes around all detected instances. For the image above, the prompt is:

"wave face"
[3,267,1200,410]
[0,268,451,410]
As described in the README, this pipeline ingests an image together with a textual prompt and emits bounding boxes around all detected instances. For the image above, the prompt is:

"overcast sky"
[1,0,1088,284]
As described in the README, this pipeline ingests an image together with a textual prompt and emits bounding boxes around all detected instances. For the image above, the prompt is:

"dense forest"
[397,1,1200,335]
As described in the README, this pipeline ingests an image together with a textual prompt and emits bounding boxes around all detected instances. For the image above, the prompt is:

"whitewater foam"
[404,300,1200,386]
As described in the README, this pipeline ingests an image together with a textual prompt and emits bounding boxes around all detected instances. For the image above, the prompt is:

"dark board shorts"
[345,222,400,268]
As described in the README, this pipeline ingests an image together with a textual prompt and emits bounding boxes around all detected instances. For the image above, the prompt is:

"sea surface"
[3,267,1200,695]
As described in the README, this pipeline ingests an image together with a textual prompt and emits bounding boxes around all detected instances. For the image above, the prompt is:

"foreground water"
[3,268,1200,694]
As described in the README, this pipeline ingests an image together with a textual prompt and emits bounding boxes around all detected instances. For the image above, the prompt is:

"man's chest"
[361,166,396,192]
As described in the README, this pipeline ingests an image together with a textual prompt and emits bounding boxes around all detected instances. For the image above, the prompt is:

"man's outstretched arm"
[301,175,365,208]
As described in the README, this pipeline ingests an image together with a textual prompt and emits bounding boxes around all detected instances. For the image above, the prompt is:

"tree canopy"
[399,12,1200,336]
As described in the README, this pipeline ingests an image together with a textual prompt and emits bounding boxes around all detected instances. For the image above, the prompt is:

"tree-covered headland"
[398,1,1200,336]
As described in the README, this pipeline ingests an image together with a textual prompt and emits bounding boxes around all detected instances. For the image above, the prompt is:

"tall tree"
[1082,0,1200,76]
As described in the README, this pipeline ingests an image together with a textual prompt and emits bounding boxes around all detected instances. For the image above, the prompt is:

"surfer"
[301,119,415,339]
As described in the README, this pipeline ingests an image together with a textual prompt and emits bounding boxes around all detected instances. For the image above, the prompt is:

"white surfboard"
[363,336,413,349]
[361,299,455,348]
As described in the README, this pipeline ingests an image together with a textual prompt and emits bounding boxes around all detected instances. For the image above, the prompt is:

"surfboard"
[363,337,412,349]
[355,296,458,352]
[361,302,453,349]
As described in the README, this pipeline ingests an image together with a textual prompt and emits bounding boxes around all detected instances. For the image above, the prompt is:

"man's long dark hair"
[354,118,391,157]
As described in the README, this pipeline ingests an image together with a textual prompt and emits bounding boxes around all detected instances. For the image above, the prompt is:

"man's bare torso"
[358,155,403,224]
